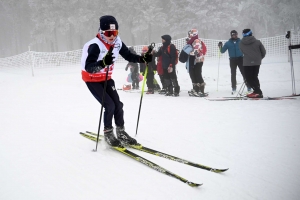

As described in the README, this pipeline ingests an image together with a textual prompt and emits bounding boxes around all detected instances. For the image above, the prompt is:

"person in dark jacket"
[81,15,152,147]
[153,35,180,96]
[140,46,157,94]
[219,30,251,94]
[125,47,140,89]
[239,29,266,98]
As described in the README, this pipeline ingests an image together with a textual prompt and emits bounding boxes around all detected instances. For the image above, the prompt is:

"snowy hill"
[0,57,300,200]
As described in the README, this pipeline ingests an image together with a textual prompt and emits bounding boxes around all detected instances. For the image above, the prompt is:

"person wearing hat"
[218,30,251,94]
[153,35,180,96]
[239,29,266,98]
[185,29,207,97]
[81,15,152,147]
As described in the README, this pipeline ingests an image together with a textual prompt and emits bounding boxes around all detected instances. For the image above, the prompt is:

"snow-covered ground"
[1,56,300,200]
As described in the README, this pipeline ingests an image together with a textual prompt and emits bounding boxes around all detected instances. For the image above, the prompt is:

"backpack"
[167,44,179,65]
[179,49,189,63]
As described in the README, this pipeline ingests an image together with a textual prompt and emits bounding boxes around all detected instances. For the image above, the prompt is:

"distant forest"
[1,0,299,57]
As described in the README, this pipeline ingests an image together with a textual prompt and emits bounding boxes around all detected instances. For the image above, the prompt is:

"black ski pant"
[163,68,180,93]
[86,79,124,128]
[131,72,139,87]
[146,71,154,89]
[189,62,204,84]
[229,57,249,89]
[244,65,263,95]
[159,74,166,89]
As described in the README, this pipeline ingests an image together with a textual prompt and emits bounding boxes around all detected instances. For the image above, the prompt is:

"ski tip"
[187,181,203,187]
[211,168,229,173]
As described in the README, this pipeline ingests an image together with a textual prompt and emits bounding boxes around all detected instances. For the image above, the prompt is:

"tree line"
[0,0,299,57]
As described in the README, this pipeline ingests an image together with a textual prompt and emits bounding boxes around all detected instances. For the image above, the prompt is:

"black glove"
[102,50,115,66]
[87,47,114,73]
[90,51,114,73]
[218,41,223,48]
[142,53,152,63]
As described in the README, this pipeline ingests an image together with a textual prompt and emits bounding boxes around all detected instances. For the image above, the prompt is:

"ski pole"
[93,46,114,152]
[136,43,155,136]
[286,31,296,95]
[236,81,246,97]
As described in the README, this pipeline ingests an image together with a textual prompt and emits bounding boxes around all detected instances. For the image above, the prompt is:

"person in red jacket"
[81,15,152,147]
[186,29,207,97]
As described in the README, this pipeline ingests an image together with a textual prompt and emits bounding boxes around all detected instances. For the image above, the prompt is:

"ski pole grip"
[147,42,155,54]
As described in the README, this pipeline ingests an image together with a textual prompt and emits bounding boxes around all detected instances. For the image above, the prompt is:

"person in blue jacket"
[218,30,251,94]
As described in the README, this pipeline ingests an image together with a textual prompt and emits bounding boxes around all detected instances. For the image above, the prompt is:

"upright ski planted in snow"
[79,132,202,187]
[84,131,228,173]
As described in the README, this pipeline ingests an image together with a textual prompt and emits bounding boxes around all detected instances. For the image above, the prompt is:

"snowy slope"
[0,56,300,200]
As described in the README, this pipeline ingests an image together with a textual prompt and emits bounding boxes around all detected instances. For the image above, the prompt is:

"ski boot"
[104,127,123,147]
[198,92,208,97]
[116,126,138,145]
[231,87,236,95]
[146,88,154,94]
[159,88,166,94]
[199,82,206,94]
[189,89,200,97]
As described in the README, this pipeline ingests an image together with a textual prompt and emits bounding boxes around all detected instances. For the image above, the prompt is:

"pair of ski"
[80,131,228,187]
[205,96,297,101]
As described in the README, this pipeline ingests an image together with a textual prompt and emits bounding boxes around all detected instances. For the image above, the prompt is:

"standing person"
[239,29,266,98]
[125,47,140,89]
[219,30,251,94]
[185,29,207,97]
[81,15,152,147]
[139,46,157,94]
[153,35,180,96]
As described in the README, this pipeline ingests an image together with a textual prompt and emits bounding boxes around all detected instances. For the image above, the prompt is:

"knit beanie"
[99,15,118,30]
[242,29,252,37]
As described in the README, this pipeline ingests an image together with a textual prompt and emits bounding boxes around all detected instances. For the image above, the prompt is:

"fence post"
[29,46,34,77]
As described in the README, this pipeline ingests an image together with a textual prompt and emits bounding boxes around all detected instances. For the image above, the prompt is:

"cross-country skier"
[81,15,152,147]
